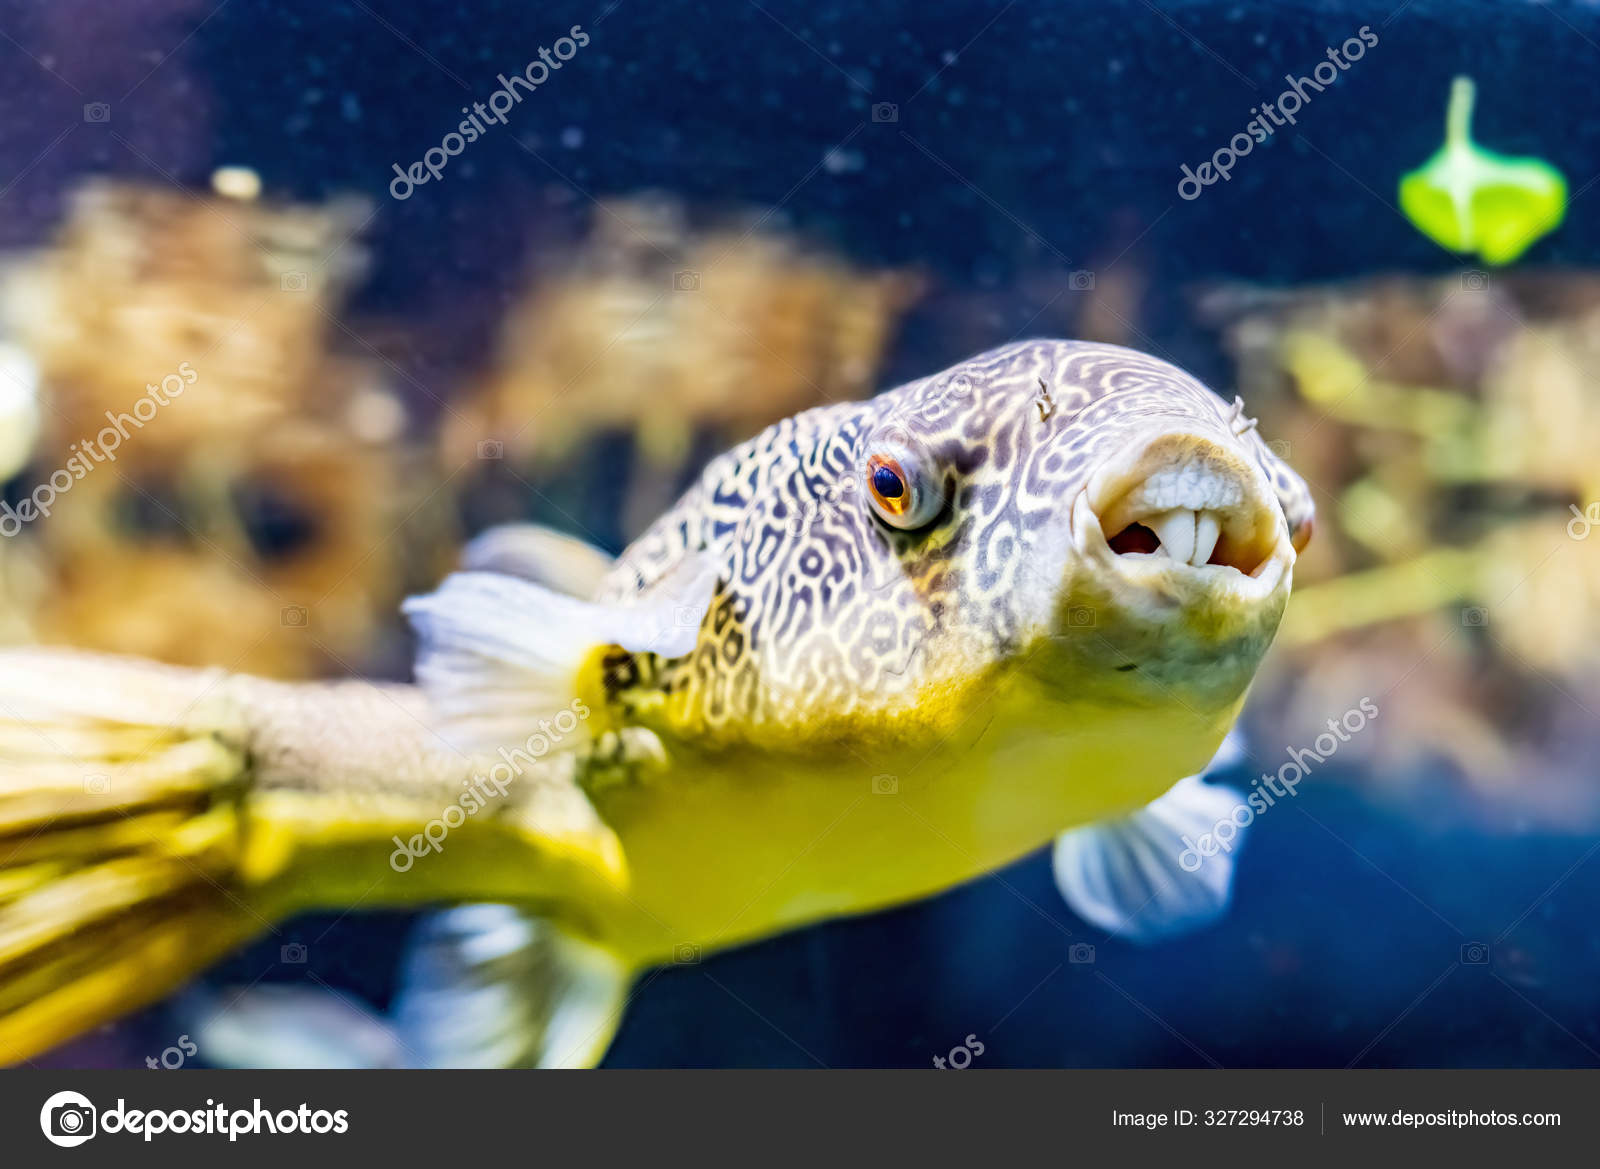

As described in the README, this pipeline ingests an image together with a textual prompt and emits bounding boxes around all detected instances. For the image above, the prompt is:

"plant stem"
[1446,75,1476,150]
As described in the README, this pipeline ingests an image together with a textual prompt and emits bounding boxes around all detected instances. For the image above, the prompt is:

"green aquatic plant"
[1398,76,1566,265]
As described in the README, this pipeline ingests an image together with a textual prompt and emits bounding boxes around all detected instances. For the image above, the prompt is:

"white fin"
[403,551,717,753]
[190,908,631,1069]
[461,523,616,600]
[391,905,631,1068]
[188,986,407,1069]
[1052,732,1250,944]
[0,340,40,481]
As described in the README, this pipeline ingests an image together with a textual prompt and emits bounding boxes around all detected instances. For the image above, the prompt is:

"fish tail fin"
[0,648,635,1065]
[0,649,268,1064]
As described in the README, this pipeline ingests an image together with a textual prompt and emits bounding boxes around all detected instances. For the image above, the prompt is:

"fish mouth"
[1070,429,1294,604]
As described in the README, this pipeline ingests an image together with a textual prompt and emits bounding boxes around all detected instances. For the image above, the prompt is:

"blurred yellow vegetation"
[0,183,920,677]
[0,179,427,677]
[448,196,921,516]
[1206,273,1600,798]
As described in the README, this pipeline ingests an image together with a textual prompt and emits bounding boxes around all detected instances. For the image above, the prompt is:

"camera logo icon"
[1069,270,1096,291]
[1460,942,1490,965]
[83,773,111,796]
[784,503,818,537]
[1067,606,1096,628]
[1068,942,1096,965]
[280,942,308,964]
[871,102,898,123]
[673,943,701,964]
[281,605,308,627]
[878,421,914,452]
[1460,270,1490,292]
[673,269,701,292]
[1267,439,1292,459]
[871,773,898,795]
[280,271,308,292]
[40,1090,97,1147]
[476,439,504,460]
[1567,502,1599,541]
[82,102,111,123]
[1460,606,1489,627]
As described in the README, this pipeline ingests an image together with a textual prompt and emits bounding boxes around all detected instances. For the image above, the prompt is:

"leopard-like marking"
[594,339,1312,749]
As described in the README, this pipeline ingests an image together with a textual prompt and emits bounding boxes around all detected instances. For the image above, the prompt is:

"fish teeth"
[1193,511,1221,567]
[1134,508,1223,567]
[1147,509,1196,566]
[1108,466,1245,517]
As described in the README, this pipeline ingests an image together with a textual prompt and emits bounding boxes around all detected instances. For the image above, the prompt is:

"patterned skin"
[0,340,1314,1061]
[595,339,1313,755]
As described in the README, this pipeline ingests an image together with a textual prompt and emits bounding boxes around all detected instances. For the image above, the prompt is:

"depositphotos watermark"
[389,699,590,871]
[784,475,858,536]
[1,361,196,537]
[145,1033,197,1070]
[1178,697,1378,871]
[932,1033,986,1069]
[40,1091,348,1146]
[389,25,590,199]
[1178,24,1378,200]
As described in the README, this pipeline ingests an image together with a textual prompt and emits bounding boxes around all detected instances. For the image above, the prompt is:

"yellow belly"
[586,687,1235,968]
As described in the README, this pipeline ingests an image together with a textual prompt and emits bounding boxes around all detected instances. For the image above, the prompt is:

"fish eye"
[864,442,944,530]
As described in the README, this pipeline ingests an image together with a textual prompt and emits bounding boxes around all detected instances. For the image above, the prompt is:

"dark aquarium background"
[3,0,1599,1067]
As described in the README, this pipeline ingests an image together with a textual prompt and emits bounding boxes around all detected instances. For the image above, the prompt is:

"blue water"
[607,771,1600,1068]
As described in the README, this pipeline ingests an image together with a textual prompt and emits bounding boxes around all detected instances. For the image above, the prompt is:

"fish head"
[843,341,1311,720]
[1030,353,1312,713]
[647,340,1310,750]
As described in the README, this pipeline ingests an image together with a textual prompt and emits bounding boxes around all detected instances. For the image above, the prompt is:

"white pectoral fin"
[189,908,632,1069]
[392,905,632,1068]
[1052,732,1250,944]
[188,986,408,1069]
[461,523,616,599]
[403,572,599,752]
[402,552,718,752]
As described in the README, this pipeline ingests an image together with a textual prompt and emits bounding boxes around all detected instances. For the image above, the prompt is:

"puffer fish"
[0,339,1312,1067]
